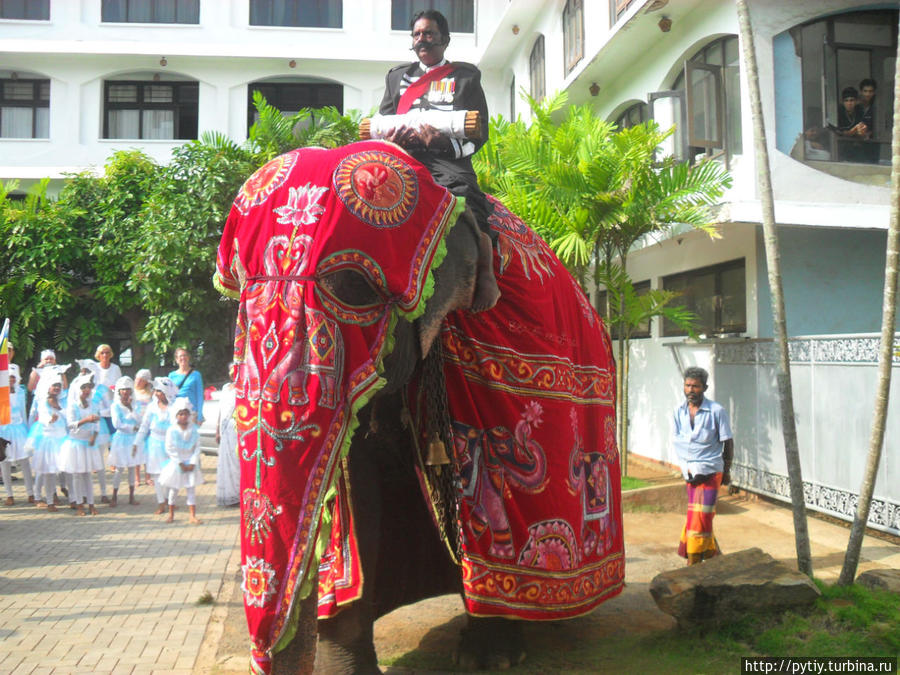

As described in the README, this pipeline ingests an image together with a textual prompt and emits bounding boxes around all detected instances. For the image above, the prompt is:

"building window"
[250,0,341,28]
[529,35,545,102]
[563,0,584,76]
[656,35,742,166]
[103,80,198,140]
[247,81,343,132]
[391,0,473,33]
[662,259,746,337]
[0,0,49,20]
[790,9,896,165]
[598,280,652,339]
[101,0,199,23]
[610,0,636,25]
[1,78,49,138]
[614,101,648,129]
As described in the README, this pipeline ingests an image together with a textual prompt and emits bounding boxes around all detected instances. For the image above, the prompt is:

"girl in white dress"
[108,376,141,507]
[135,377,178,514]
[1,373,35,505]
[159,397,203,524]
[132,368,154,486]
[59,374,103,516]
[26,374,66,511]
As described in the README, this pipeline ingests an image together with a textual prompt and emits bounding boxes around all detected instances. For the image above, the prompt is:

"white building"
[3,0,898,535]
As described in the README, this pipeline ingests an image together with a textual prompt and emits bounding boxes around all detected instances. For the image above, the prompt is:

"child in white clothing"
[158,398,203,524]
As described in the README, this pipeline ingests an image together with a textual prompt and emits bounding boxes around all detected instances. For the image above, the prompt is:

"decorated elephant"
[214,140,623,674]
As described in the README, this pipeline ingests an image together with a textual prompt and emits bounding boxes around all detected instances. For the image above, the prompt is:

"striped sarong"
[678,472,722,560]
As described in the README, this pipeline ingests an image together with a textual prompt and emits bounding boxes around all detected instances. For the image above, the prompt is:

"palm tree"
[838,14,900,586]
[735,0,812,576]
[474,92,730,473]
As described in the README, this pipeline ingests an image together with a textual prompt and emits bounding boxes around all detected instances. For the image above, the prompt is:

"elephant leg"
[453,615,526,671]
[314,406,384,674]
[271,592,318,675]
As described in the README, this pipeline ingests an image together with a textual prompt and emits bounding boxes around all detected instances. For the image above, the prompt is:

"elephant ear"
[213,140,466,674]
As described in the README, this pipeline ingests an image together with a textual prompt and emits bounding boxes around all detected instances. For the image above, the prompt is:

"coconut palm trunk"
[735,0,812,575]
[837,19,900,586]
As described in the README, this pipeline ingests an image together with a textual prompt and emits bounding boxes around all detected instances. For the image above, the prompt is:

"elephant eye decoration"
[319,269,385,309]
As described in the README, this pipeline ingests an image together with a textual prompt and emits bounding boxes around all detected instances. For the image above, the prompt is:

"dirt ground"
[196,457,899,674]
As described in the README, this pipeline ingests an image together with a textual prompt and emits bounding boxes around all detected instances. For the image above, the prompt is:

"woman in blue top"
[168,348,204,424]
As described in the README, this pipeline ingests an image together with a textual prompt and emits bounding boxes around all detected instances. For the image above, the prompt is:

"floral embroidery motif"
[274,183,329,228]
[242,556,279,608]
[234,153,297,215]
[242,488,284,545]
[517,519,581,570]
[333,150,418,228]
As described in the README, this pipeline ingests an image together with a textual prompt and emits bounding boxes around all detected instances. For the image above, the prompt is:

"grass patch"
[195,590,215,605]
[621,475,651,491]
[381,581,899,673]
[622,502,667,513]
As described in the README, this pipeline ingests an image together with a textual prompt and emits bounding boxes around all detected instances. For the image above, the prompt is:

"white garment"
[158,424,203,490]
[215,384,240,507]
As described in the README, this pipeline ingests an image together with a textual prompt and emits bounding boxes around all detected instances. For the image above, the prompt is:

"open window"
[1,77,49,138]
[103,79,198,140]
[646,36,741,166]
[787,9,896,166]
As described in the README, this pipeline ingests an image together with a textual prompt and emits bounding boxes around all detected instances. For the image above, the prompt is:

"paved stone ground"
[0,455,239,675]
[4,456,899,674]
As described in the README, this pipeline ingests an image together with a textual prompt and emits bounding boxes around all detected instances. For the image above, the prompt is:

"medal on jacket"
[428,78,455,104]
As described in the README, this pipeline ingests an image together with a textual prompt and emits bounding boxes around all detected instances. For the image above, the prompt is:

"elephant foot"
[313,635,381,675]
[453,616,525,670]
[315,603,381,675]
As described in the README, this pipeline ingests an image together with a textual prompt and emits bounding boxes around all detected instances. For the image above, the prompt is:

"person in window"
[858,78,876,138]
[835,87,867,162]
[379,9,500,312]
[858,79,880,163]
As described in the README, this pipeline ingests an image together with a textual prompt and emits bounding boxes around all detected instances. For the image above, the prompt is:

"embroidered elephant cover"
[410,196,624,620]
[214,141,462,674]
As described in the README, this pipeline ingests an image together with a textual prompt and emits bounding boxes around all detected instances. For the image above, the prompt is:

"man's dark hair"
[683,366,708,385]
[859,78,877,91]
[842,86,859,100]
[411,9,450,41]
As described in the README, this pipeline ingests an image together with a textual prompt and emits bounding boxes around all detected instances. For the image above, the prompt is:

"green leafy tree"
[474,91,731,473]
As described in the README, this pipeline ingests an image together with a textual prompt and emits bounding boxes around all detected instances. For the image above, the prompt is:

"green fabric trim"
[272,193,465,656]
[212,272,240,300]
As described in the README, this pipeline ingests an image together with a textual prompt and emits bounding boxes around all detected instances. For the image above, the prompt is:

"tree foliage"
[1,94,357,378]
[474,91,732,472]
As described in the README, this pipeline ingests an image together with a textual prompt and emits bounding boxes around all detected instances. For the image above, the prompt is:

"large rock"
[856,568,900,594]
[649,547,820,628]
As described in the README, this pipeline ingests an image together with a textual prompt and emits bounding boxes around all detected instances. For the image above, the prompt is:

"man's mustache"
[413,41,440,51]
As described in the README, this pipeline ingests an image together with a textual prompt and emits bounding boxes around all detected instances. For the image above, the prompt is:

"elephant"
[214,140,623,674]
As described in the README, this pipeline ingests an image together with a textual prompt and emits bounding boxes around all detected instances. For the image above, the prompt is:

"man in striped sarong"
[673,367,734,564]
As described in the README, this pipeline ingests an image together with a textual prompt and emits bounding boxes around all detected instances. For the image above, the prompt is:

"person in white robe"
[108,376,141,506]
[159,397,203,524]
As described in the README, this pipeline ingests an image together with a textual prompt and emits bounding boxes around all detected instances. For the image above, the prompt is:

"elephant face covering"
[214,141,463,673]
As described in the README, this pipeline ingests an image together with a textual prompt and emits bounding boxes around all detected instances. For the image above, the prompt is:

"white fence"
[710,334,900,536]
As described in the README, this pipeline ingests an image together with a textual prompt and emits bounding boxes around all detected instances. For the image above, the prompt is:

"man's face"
[412,17,446,67]
[861,85,875,105]
[683,377,706,405]
[842,95,858,114]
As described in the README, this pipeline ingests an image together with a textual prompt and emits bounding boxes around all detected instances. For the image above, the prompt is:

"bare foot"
[165,515,175,523]
[129,498,141,505]
[109,496,117,508]
[189,516,203,525]
[89,505,99,516]
[154,504,166,515]
[46,504,58,512]
[75,506,86,517]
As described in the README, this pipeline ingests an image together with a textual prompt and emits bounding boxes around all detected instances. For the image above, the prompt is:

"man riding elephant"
[215,139,624,673]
